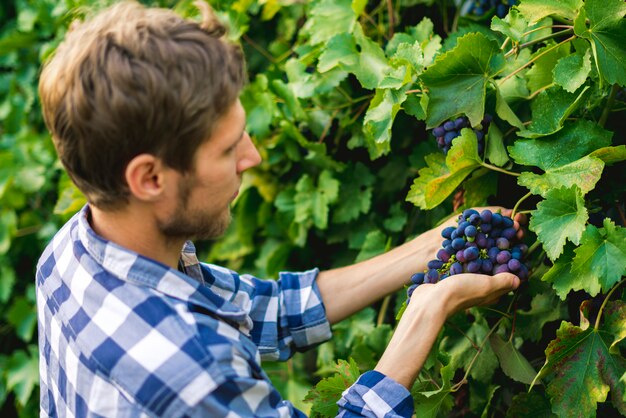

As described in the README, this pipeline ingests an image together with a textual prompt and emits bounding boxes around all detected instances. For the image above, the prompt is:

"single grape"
[452,238,466,250]
[465,225,478,237]
[433,126,446,137]
[444,131,458,146]
[437,248,451,262]
[450,262,463,275]
[496,250,511,264]
[467,259,482,273]
[464,246,480,261]
[407,284,417,298]
[480,209,492,223]
[463,208,479,219]
[496,237,510,250]
[508,258,521,272]
[411,272,425,285]
[502,227,516,240]
[480,223,492,233]
[488,247,499,262]
[502,217,514,228]
[494,264,510,274]
[468,213,481,225]
[426,269,439,283]
[428,259,444,270]
[442,226,456,239]
[492,212,503,226]
[456,250,466,263]
[475,233,488,248]
[442,239,451,248]
[481,259,493,273]
[444,121,456,131]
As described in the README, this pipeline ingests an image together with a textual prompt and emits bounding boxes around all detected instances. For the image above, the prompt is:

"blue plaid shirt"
[36,205,414,417]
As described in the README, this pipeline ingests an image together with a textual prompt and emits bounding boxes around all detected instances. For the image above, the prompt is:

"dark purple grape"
[511,249,522,260]
[492,212,503,226]
[496,250,511,264]
[437,248,451,262]
[458,220,470,231]
[444,131,458,146]
[463,209,479,219]
[465,225,478,237]
[480,223,492,233]
[452,238,466,250]
[475,130,484,141]
[444,245,454,255]
[433,126,446,137]
[442,239,451,248]
[466,241,478,248]
[411,272,425,285]
[517,264,528,280]
[491,228,502,238]
[426,269,439,283]
[487,238,495,248]
[468,214,481,225]
[442,226,456,239]
[444,121,456,131]
[451,229,460,240]
[407,284,417,298]
[456,250,466,263]
[464,247,480,261]
[482,113,493,124]
[488,247,499,262]
[502,217,514,228]
[496,237,510,250]
[476,233,488,248]
[508,259,521,272]
[467,259,482,273]
[480,210,492,223]
[428,259,444,270]
[454,117,468,129]
[481,259,493,273]
[502,227,516,240]
[494,264,510,274]
[450,262,463,275]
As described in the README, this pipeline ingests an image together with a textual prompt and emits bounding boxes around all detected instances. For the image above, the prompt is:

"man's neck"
[89,204,185,269]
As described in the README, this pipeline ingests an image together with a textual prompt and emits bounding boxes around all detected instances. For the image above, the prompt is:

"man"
[36,2,520,417]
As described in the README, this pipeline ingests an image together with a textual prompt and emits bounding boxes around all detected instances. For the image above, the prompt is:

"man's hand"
[374,272,519,389]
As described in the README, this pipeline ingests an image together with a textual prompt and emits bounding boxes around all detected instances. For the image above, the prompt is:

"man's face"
[157,100,261,240]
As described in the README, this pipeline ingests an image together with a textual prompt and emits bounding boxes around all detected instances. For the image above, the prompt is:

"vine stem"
[594,279,626,330]
[448,322,480,351]
[376,295,391,327]
[451,317,504,392]
[504,28,574,58]
[511,192,532,219]
[481,162,521,177]
[527,240,541,256]
[499,36,576,84]
[599,84,619,128]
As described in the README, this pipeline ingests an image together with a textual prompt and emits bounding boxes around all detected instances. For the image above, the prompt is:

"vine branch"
[481,162,521,177]
[511,192,533,219]
[594,279,626,330]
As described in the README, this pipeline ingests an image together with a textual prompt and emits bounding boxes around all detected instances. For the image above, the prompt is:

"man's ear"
[124,154,168,202]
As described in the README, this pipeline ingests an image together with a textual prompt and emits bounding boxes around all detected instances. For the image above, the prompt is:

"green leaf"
[421,33,504,128]
[518,86,590,138]
[489,334,538,385]
[5,347,39,406]
[403,93,428,121]
[362,88,407,158]
[302,0,356,45]
[491,9,552,43]
[570,219,626,294]
[6,296,37,342]
[602,301,626,353]
[574,0,626,86]
[529,186,588,261]
[534,320,626,417]
[462,170,498,209]
[589,145,626,165]
[517,0,583,23]
[413,359,455,418]
[516,291,568,342]
[383,203,408,232]
[351,25,392,89]
[495,87,525,131]
[304,358,361,417]
[355,230,387,263]
[509,120,613,170]
[333,163,375,224]
[241,75,278,137]
[553,48,592,93]
[506,391,557,418]
[0,209,17,255]
[54,175,87,217]
[485,122,511,167]
[294,171,340,230]
[0,264,16,303]
[518,155,604,197]
[525,43,571,93]
[318,33,358,72]
[542,244,591,298]
[406,130,482,209]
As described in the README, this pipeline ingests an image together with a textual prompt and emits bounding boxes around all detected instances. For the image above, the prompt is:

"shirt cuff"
[279,268,332,350]
[338,371,414,417]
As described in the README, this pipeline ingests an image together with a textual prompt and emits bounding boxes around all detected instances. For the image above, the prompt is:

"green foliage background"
[0,0,625,416]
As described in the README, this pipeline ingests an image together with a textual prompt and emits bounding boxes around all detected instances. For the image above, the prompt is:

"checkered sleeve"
[202,265,332,361]
[337,371,414,418]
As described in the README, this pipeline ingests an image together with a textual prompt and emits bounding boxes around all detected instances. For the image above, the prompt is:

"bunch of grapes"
[431,114,491,156]
[466,0,517,18]
[405,209,528,304]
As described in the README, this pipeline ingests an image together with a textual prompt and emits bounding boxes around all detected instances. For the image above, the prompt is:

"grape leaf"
[5,346,39,407]
[304,358,361,417]
[516,291,568,342]
[240,75,278,137]
[570,219,626,294]
[542,244,589,298]
[553,48,592,93]
[495,87,525,131]
[518,155,604,197]
[529,186,588,261]
[489,334,538,385]
[574,0,626,87]
[506,391,556,418]
[525,43,571,93]
[318,32,358,72]
[508,120,613,170]
[590,145,626,165]
[294,171,340,230]
[302,0,356,45]
[333,163,375,224]
[517,0,583,23]
[363,88,407,158]
[491,9,552,43]
[533,320,626,417]
[603,301,626,353]
[406,130,482,209]
[412,356,455,418]
[421,32,504,128]
[351,25,392,89]
[518,86,590,138]
[355,230,387,263]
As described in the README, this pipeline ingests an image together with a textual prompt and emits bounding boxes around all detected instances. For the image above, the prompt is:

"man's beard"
[157,174,232,241]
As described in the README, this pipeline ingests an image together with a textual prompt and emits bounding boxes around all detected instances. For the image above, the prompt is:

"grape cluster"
[432,114,491,156]
[406,209,528,304]
[467,0,517,18]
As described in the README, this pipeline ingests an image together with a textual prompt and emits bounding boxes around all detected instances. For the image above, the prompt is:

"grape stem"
[594,279,626,330]
[511,192,533,219]
[527,240,541,257]
[376,295,391,327]
[481,162,520,177]
[448,322,480,351]
[504,28,574,58]
[599,84,619,128]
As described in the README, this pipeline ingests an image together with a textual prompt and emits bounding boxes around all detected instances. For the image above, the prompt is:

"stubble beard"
[157,174,232,241]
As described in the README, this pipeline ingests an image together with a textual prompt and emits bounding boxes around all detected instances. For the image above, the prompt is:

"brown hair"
[39,1,245,209]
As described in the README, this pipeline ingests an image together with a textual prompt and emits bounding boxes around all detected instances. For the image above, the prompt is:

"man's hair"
[39,1,245,209]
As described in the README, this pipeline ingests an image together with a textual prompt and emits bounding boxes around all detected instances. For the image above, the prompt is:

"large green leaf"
[491,9,552,43]
[525,43,571,93]
[518,155,604,197]
[489,334,538,385]
[294,171,340,230]
[304,358,361,416]
[413,360,455,418]
[506,391,556,418]
[528,186,588,261]
[509,120,613,170]
[553,48,592,93]
[406,130,482,209]
[333,163,375,224]
[602,301,626,353]
[574,0,626,86]
[533,318,626,417]
[516,291,568,342]
[518,86,590,138]
[302,0,356,45]
[5,347,39,407]
[362,88,407,158]
[421,33,504,128]
[570,219,626,294]
[542,244,588,299]
[517,0,583,23]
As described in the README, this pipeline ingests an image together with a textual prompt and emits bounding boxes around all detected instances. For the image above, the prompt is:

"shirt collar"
[76,205,249,326]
